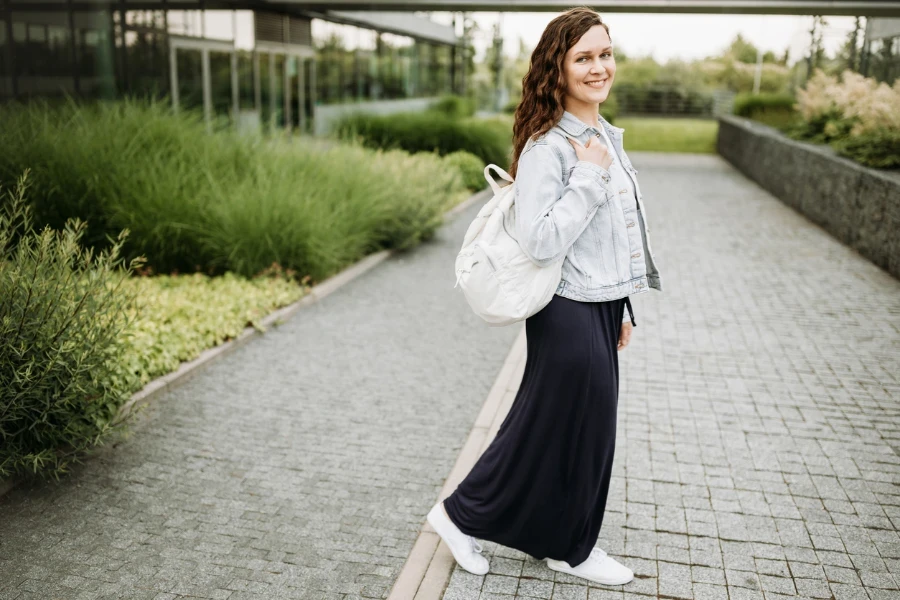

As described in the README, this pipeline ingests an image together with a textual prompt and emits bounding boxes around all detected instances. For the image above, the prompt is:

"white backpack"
[453,164,564,326]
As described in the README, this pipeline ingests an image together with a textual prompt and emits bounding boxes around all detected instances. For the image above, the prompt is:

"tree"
[727,34,760,64]
[458,12,478,95]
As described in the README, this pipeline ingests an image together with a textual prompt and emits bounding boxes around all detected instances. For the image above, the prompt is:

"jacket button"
[626,221,635,228]
[635,283,644,289]
[631,252,641,259]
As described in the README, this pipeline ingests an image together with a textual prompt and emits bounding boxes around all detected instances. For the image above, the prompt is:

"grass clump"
[0,99,467,281]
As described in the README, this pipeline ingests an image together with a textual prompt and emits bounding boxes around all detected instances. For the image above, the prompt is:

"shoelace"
[587,548,608,564]
[469,537,484,554]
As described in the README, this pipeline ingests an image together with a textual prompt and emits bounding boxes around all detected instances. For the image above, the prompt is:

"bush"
[733,92,796,117]
[0,99,467,281]
[117,270,307,391]
[733,92,797,128]
[0,173,142,479]
[334,111,510,167]
[832,130,900,169]
[786,69,900,168]
[444,150,486,191]
[429,95,476,119]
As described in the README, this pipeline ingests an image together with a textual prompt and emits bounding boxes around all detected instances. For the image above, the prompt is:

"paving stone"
[4,153,900,600]
[517,577,553,599]
[484,575,519,595]
[550,583,588,600]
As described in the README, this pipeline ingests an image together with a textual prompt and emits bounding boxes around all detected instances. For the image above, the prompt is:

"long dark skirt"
[443,293,629,567]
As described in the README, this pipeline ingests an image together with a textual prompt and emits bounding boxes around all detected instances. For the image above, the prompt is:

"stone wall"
[717,115,900,280]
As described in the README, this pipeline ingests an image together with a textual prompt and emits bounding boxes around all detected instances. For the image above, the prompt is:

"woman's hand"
[617,322,632,351]
[568,136,613,171]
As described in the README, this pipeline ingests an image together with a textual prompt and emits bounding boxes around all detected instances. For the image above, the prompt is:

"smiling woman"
[430,6,662,591]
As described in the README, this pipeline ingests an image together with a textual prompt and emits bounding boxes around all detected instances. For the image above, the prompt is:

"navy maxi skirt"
[443,293,635,568]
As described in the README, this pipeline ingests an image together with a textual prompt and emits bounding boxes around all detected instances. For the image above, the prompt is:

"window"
[121,11,167,98]
[11,11,74,95]
[74,10,115,98]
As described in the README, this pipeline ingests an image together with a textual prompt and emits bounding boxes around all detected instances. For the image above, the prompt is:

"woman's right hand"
[568,136,613,171]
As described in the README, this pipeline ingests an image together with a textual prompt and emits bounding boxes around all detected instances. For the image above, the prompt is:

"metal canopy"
[27,1,900,16]
[288,1,900,17]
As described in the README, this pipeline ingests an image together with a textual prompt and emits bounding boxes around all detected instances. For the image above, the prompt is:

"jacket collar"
[558,109,623,141]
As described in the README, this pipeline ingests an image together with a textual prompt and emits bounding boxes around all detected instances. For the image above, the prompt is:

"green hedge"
[733,92,798,129]
[443,150,486,191]
[0,99,468,281]
[334,111,511,168]
[429,94,477,119]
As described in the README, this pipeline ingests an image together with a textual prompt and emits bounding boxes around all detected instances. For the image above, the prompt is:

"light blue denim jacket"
[513,110,662,320]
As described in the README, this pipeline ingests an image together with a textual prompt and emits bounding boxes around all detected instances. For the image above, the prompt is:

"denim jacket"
[513,110,662,320]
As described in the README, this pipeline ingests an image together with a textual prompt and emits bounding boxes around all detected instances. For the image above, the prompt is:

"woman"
[427,7,661,586]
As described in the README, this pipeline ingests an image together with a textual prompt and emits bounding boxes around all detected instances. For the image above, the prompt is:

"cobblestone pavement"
[0,191,521,598]
[440,152,900,600]
[2,151,898,600]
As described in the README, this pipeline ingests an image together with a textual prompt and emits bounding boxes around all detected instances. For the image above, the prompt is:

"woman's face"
[562,24,616,108]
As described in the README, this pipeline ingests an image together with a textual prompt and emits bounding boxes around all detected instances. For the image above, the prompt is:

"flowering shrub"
[798,69,900,136]
[791,69,900,168]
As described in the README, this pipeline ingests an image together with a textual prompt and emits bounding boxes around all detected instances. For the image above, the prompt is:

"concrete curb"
[0,186,492,500]
[387,327,528,600]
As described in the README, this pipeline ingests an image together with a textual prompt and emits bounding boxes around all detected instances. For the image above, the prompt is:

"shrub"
[0,173,142,479]
[444,150,486,191]
[0,99,467,282]
[832,130,900,169]
[429,95,477,119]
[788,69,900,168]
[116,270,307,391]
[733,92,796,116]
[334,111,510,167]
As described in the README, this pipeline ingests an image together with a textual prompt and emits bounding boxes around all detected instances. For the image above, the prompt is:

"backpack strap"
[483,164,514,196]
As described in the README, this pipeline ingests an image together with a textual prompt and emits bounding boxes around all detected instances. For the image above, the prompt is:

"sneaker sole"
[546,559,633,586]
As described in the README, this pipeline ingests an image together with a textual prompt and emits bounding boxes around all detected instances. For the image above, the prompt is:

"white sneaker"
[546,547,633,585]
[426,502,490,576]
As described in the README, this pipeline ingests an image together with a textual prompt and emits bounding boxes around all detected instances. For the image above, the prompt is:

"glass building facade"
[0,3,462,134]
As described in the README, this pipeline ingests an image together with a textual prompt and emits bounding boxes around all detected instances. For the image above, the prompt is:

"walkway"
[439,152,900,600]
[1,151,898,600]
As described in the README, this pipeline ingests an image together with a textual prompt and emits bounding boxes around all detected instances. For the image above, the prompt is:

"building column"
[169,44,179,110]
[202,47,211,131]
[309,57,316,134]
[298,57,306,134]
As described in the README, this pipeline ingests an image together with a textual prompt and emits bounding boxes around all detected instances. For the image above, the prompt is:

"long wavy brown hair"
[509,7,611,178]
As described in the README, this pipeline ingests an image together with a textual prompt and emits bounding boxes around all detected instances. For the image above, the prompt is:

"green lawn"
[474,114,719,154]
[616,117,719,154]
